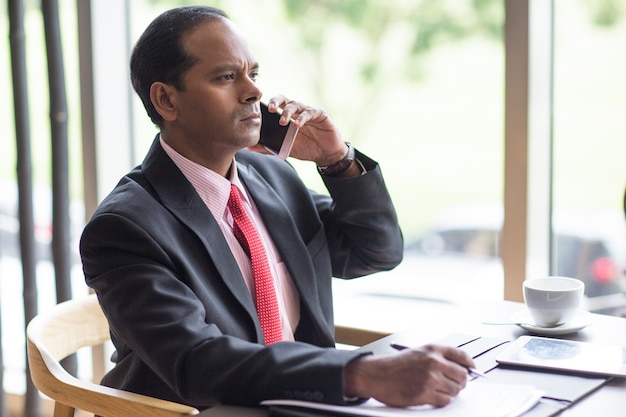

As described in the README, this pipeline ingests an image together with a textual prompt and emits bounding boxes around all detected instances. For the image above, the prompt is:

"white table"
[198,299,626,416]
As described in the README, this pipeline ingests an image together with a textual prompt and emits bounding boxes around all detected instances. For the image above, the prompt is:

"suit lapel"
[141,139,258,320]
[141,139,325,339]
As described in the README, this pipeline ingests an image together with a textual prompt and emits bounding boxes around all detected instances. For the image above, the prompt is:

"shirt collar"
[159,136,246,220]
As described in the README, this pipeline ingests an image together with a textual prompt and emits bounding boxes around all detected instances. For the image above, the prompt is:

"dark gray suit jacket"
[80,137,403,409]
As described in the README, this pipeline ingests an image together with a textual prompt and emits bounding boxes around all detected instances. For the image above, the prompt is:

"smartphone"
[259,102,299,159]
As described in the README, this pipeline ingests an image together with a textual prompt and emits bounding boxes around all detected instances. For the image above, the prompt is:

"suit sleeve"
[317,149,404,278]
[81,206,365,409]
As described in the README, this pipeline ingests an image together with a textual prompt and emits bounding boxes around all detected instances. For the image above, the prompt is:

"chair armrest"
[334,325,390,347]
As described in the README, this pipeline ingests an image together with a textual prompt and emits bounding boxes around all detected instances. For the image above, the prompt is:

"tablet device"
[496,335,626,377]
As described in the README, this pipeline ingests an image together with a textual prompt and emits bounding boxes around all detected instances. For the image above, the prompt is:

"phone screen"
[259,102,298,159]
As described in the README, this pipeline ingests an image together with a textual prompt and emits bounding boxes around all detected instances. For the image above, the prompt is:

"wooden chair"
[26,293,387,417]
[26,294,200,417]
[334,325,390,348]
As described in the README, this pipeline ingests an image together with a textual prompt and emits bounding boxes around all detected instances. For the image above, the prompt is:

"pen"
[389,343,487,378]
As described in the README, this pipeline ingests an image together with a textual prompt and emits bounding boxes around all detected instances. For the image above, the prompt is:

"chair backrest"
[26,293,199,417]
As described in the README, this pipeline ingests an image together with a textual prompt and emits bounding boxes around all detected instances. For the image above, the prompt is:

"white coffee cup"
[523,277,585,327]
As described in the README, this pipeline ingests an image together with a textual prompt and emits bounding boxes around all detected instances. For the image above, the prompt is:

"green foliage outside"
[1,0,625,239]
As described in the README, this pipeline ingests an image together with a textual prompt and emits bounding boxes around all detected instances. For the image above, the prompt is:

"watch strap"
[317,142,355,176]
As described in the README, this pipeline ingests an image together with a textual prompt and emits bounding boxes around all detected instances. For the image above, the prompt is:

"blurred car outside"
[0,180,52,261]
[412,202,625,296]
[0,179,84,263]
[333,201,626,321]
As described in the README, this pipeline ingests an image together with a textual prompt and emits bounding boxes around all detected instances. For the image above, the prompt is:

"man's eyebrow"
[211,62,260,74]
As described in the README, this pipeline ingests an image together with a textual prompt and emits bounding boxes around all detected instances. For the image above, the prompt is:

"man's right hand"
[343,344,475,408]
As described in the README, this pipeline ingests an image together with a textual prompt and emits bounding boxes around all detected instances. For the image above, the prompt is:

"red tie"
[228,185,282,345]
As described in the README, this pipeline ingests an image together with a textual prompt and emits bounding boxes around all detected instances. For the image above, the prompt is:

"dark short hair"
[130,6,228,126]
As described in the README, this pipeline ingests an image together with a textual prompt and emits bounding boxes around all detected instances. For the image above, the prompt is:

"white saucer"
[510,309,593,336]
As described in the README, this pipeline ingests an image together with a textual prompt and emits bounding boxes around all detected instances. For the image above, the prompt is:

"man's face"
[164,18,263,164]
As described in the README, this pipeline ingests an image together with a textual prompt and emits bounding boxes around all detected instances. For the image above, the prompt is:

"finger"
[430,391,455,408]
[441,346,476,369]
[441,361,470,387]
[419,345,470,387]
[291,106,322,127]
[278,100,304,124]
[437,372,465,397]
[265,96,297,127]
[266,94,288,111]
[411,378,458,408]
[266,98,301,126]
[266,96,328,128]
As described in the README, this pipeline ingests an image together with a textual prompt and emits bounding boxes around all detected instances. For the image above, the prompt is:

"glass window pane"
[552,0,626,315]
[2,0,508,395]
[312,1,505,329]
[125,1,505,330]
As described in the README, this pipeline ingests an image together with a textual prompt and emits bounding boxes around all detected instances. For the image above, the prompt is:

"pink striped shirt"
[160,137,300,341]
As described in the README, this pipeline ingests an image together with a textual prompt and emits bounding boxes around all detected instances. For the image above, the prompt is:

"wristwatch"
[317,142,355,176]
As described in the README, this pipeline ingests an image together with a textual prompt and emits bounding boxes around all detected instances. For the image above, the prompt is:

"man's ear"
[150,82,178,122]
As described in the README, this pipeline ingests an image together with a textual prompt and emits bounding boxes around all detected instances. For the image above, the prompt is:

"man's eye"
[250,71,260,82]
[222,73,235,81]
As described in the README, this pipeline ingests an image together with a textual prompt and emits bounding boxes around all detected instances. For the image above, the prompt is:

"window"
[551,0,626,313]
[2,0,625,399]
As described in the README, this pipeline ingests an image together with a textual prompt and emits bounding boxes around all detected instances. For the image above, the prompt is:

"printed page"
[263,382,543,417]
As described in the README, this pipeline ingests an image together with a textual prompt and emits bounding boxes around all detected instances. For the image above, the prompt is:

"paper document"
[262,382,543,417]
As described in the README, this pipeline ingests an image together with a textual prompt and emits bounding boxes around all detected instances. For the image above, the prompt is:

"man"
[80,5,474,411]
